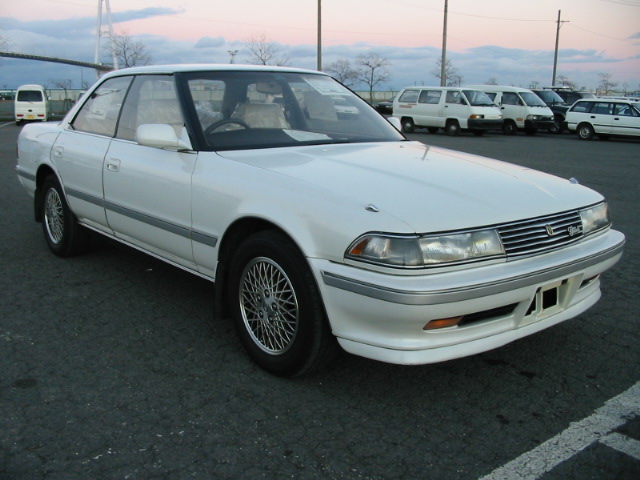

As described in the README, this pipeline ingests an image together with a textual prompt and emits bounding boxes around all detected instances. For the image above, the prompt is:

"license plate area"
[523,279,569,323]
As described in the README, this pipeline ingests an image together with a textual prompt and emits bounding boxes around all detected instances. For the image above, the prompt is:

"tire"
[445,120,460,136]
[550,116,564,134]
[228,231,337,376]
[502,120,517,136]
[427,127,439,134]
[401,118,415,133]
[41,175,90,257]
[577,123,595,140]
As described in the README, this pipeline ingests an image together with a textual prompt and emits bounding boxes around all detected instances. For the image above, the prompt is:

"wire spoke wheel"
[239,257,299,355]
[44,187,65,245]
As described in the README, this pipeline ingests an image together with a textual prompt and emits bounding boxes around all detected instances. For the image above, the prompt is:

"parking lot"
[1,122,638,479]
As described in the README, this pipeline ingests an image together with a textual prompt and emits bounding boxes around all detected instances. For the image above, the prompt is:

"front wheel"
[445,120,460,136]
[228,231,337,376]
[41,175,90,257]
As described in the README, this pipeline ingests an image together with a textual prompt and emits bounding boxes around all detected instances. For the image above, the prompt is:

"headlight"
[346,230,505,268]
[581,202,610,235]
[526,115,541,121]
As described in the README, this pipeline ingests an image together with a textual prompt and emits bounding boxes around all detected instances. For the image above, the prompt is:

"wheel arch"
[213,217,312,318]
[34,164,58,222]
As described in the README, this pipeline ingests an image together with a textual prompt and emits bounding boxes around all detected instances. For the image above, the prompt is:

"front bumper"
[313,229,624,365]
[525,118,556,130]
[467,118,504,130]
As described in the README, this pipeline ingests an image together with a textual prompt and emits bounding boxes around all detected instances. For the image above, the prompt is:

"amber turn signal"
[423,316,463,330]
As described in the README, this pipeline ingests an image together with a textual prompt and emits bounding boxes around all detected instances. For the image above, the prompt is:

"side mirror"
[136,124,192,151]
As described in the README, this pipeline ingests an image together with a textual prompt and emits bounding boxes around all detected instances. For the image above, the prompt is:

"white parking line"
[600,432,640,461]
[0,121,15,128]
[480,381,640,480]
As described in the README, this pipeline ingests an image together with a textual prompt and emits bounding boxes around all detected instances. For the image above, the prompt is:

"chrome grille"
[498,210,583,258]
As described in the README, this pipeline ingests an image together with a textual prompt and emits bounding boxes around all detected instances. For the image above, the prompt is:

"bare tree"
[246,33,289,66]
[556,75,575,88]
[356,53,390,103]
[485,77,498,85]
[50,79,74,110]
[598,73,617,95]
[109,32,152,67]
[432,59,460,87]
[325,58,358,87]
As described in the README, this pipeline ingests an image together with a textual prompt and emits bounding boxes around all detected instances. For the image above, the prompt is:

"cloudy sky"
[1,0,639,93]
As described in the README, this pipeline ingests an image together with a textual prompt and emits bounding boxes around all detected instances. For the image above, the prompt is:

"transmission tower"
[94,0,118,69]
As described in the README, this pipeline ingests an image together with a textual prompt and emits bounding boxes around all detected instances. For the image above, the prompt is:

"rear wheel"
[577,123,595,140]
[41,175,90,257]
[228,231,337,376]
[401,118,415,133]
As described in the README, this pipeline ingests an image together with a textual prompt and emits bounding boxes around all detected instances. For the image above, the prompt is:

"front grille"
[498,210,584,258]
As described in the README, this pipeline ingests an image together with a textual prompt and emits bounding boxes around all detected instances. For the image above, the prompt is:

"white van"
[392,86,502,136]
[14,84,50,124]
[467,85,554,135]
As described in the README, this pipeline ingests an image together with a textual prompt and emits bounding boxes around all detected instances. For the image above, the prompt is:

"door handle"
[106,159,121,172]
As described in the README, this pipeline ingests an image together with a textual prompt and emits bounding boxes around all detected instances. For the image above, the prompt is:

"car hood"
[219,141,602,233]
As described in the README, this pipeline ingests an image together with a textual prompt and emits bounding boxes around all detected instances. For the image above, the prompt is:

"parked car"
[14,84,50,124]
[392,86,502,135]
[374,96,395,115]
[566,98,640,140]
[16,65,624,376]
[532,89,571,133]
[550,88,596,105]
[468,85,555,135]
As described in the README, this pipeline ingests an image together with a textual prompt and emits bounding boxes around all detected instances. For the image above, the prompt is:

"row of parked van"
[393,85,556,136]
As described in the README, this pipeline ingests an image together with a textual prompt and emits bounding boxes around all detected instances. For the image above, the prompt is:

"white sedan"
[16,65,625,376]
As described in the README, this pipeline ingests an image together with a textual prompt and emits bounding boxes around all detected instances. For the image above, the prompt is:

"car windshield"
[520,92,548,107]
[536,90,565,104]
[181,71,404,151]
[462,90,495,106]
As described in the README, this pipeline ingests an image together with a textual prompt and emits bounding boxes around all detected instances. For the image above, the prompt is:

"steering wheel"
[204,118,250,135]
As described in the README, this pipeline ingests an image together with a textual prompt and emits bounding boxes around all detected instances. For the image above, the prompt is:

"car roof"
[100,64,325,79]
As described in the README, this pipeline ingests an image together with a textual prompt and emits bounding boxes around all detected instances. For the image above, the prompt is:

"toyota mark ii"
[16,65,625,376]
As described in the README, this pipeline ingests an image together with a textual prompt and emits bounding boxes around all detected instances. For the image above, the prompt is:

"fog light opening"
[424,316,463,330]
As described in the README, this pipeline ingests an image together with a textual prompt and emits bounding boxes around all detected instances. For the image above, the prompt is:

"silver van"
[392,87,502,136]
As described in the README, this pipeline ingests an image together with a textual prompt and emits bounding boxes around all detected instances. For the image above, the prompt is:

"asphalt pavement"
[1,122,638,479]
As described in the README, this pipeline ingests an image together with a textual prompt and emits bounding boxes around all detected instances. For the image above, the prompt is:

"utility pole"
[440,0,448,87]
[94,0,118,70]
[552,10,568,86]
[228,50,238,64]
[317,0,322,71]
